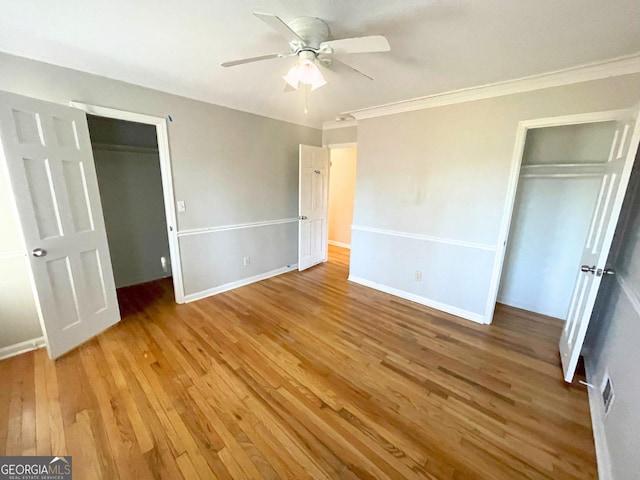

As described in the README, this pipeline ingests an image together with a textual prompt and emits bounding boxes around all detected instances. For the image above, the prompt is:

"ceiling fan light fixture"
[298,59,327,91]
[282,58,327,91]
[282,66,301,89]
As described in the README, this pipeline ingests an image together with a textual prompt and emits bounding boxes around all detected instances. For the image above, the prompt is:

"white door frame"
[484,108,632,324]
[69,101,185,303]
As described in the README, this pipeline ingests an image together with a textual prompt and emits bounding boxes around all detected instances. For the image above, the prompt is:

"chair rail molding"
[177,218,298,237]
[351,224,497,251]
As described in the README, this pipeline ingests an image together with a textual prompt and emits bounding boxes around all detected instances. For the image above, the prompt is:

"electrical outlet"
[414,270,422,282]
[243,256,251,266]
[177,200,186,212]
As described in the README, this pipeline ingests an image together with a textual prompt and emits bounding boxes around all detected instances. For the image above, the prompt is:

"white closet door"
[0,90,120,359]
[560,111,640,382]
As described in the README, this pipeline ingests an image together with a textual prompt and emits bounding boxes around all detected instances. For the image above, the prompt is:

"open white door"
[560,110,640,382]
[298,144,329,271]
[0,91,120,359]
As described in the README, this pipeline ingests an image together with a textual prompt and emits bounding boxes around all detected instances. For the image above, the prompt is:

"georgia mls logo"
[49,457,71,472]
[0,456,72,479]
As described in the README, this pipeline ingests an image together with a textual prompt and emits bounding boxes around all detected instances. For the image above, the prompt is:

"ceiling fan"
[221,13,391,91]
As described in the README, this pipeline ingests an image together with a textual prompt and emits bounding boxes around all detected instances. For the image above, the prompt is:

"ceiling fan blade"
[221,53,291,67]
[319,35,390,55]
[254,12,304,45]
[323,58,374,81]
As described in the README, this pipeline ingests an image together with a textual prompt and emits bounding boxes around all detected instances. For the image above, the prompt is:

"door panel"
[61,159,94,233]
[560,111,640,382]
[298,145,329,271]
[12,109,44,145]
[79,249,109,315]
[46,257,82,330]
[52,115,80,148]
[0,90,120,359]
[23,157,64,239]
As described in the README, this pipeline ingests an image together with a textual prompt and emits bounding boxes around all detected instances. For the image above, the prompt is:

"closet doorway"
[87,115,173,294]
[72,102,184,303]
[498,121,617,319]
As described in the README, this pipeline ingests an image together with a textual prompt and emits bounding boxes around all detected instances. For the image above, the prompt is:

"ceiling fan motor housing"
[298,50,317,63]
[287,17,330,50]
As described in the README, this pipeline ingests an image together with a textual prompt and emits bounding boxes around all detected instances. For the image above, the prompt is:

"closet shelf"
[521,162,607,168]
[520,162,607,178]
[91,142,159,154]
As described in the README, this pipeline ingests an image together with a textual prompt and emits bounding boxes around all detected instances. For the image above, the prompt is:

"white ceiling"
[1,0,639,128]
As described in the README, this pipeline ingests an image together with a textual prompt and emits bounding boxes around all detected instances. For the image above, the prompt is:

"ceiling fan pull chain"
[304,85,309,114]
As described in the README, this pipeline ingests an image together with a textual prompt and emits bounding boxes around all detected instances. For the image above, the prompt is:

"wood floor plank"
[33,348,51,456]
[4,354,31,455]
[43,347,66,456]
[0,354,15,455]
[17,353,36,455]
[175,452,204,480]
[66,409,104,480]
[97,335,155,454]
[0,245,597,479]
[80,340,153,480]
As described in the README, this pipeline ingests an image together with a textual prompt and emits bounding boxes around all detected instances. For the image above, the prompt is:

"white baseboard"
[328,240,351,249]
[496,296,566,320]
[184,264,298,303]
[348,275,485,324]
[0,336,46,360]
[585,359,613,480]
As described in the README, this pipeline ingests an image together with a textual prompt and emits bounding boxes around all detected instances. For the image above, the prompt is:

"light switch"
[177,200,186,212]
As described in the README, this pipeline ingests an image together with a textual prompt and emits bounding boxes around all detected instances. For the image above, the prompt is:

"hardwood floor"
[1,245,597,479]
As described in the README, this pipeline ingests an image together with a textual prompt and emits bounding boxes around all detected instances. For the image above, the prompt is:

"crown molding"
[322,118,358,130]
[344,54,640,121]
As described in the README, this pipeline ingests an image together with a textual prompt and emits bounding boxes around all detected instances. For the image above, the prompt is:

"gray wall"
[499,176,601,318]
[0,52,320,349]
[92,149,172,288]
[351,74,640,322]
[586,151,640,479]
[0,176,41,349]
[322,125,357,146]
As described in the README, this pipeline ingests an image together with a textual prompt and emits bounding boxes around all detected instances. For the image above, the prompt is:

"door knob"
[298,215,308,220]
[603,268,615,275]
[32,248,47,258]
[580,265,596,274]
